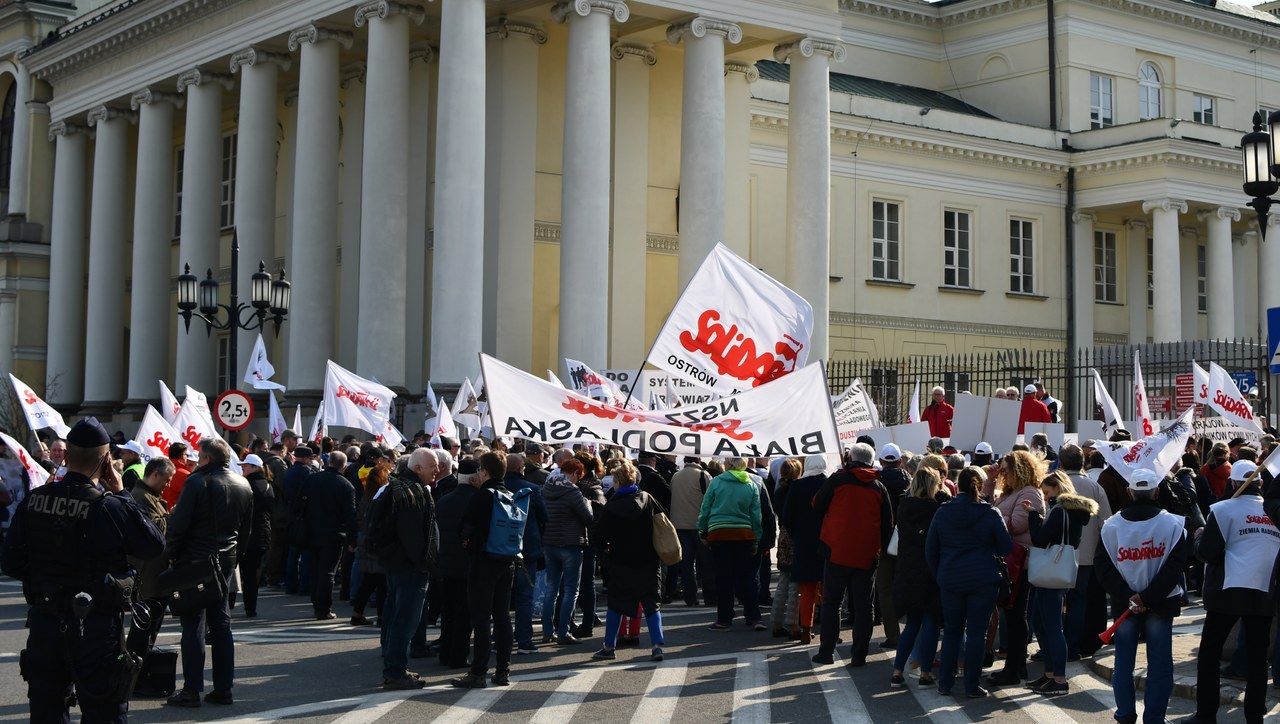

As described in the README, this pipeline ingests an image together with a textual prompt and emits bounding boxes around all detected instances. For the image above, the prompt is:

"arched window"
[0,83,16,193]
[1138,62,1161,120]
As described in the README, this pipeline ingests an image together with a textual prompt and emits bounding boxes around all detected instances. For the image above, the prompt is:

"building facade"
[0,0,1275,423]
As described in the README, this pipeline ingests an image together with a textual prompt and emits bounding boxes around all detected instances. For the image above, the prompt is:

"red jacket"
[922,401,954,438]
[1017,397,1052,434]
[814,464,893,570]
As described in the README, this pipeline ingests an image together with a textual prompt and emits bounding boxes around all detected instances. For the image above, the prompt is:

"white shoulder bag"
[1027,507,1078,589]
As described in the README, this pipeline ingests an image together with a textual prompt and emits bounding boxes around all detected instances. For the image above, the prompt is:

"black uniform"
[1,471,165,723]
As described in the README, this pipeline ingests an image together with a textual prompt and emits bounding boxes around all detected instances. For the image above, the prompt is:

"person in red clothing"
[1199,442,1231,501]
[922,386,954,438]
[162,441,192,510]
[1017,384,1052,434]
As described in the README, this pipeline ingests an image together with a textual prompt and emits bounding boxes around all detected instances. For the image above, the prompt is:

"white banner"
[243,333,286,392]
[8,373,70,439]
[1133,351,1155,438]
[908,379,921,424]
[1092,368,1126,440]
[159,381,181,426]
[268,392,286,444]
[322,360,395,435]
[1205,362,1265,434]
[0,429,49,489]
[1097,406,1195,481]
[1190,417,1263,445]
[565,358,623,403]
[603,370,719,407]
[134,405,182,464]
[646,243,813,394]
[1021,422,1065,451]
[174,398,218,461]
[1192,361,1210,403]
[309,400,326,444]
[482,353,840,458]
[292,405,302,436]
[832,378,880,445]
[857,422,932,457]
[184,386,211,418]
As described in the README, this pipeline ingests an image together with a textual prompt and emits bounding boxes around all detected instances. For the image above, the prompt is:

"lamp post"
[1242,110,1280,234]
[176,229,290,392]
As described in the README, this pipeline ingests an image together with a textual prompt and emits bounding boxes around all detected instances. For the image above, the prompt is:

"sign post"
[214,389,255,432]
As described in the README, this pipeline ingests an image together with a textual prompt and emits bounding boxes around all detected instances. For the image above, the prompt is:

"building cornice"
[534,220,678,254]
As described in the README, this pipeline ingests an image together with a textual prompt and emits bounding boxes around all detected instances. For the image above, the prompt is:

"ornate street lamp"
[175,228,290,389]
[1242,110,1280,234]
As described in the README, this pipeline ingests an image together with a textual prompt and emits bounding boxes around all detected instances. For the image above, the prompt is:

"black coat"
[781,474,827,583]
[165,464,254,567]
[597,488,662,613]
[245,471,273,554]
[638,464,671,514]
[301,468,358,547]
[892,495,942,615]
[434,483,476,579]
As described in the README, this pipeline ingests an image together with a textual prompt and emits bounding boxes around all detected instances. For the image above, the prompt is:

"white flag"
[134,405,182,464]
[832,378,879,445]
[0,429,49,489]
[243,333,286,392]
[426,382,440,412]
[430,403,458,447]
[547,370,566,388]
[452,377,482,433]
[1206,362,1265,434]
[1092,368,1126,440]
[173,398,217,461]
[293,405,302,436]
[1192,361,1210,403]
[665,376,682,408]
[322,360,395,435]
[481,353,840,458]
[159,381,182,425]
[1262,443,1280,480]
[908,379,921,425]
[267,393,287,444]
[1096,405,1195,481]
[1133,351,1155,438]
[646,243,814,394]
[8,374,70,439]
[309,400,326,445]
[379,421,405,450]
[564,358,643,411]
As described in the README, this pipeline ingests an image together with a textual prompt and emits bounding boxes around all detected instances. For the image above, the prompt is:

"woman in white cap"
[237,453,275,618]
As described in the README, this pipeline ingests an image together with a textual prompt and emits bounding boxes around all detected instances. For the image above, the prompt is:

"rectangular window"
[1094,230,1118,303]
[1197,244,1207,313]
[1090,74,1114,129]
[220,132,237,229]
[872,200,901,282]
[1009,218,1034,294]
[173,146,184,238]
[943,209,971,288]
[1193,94,1216,125]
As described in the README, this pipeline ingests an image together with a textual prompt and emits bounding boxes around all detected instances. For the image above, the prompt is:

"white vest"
[1100,510,1185,599]
[1207,495,1280,593]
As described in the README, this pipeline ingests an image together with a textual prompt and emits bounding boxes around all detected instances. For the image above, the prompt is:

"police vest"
[22,482,109,606]
[1100,509,1185,600]
[1207,495,1280,592]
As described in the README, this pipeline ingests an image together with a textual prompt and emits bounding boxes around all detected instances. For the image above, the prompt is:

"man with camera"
[1,417,165,723]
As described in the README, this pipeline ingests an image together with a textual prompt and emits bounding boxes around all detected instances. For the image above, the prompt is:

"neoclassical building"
[0,0,1275,421]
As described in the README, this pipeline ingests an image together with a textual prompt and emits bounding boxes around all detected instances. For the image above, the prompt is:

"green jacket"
[697,470,762,543]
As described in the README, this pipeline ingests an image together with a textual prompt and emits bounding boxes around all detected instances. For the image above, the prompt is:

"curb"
[1086,652,1254,707]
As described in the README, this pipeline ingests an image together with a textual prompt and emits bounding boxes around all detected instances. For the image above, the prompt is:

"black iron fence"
[827,338,1270,429]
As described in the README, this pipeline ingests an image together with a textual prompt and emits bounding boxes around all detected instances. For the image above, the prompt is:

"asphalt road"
[0,577,1268,723]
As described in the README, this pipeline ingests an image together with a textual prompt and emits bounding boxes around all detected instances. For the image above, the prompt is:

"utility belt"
[24,571,137,614]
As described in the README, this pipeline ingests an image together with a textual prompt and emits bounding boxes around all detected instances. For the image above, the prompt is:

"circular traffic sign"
[214,389,255,431]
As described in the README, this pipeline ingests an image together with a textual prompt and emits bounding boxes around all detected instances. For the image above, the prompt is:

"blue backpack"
[484,487,531,562]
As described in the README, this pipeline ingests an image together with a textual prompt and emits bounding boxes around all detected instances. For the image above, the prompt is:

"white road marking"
[807,651,871,723]
[428,686,507,724]
[732,652,772,724]
[329,691,414,724]
[629,663,687,724]
[1065,661,1117,710]
[527,670,604,724]
[907,679,972,724]
[993,684,1082,724]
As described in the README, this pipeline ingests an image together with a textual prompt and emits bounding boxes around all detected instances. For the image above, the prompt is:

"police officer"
[1,417,165,724]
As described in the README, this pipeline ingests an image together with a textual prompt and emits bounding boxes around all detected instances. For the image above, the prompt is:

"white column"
[1179,225,1199,340]
[44,121,88,406]
[776,37,843,364]
[724,61,756,260]
[1236,232,1256,337]
[126,89,180,406]
[286,25,352,394]
[669,17,739,286]
[1143,198,1187,343]
[1260,216,1280,342]
[6,63,30,217]
[0,291,14,376]
[83,106,134,409]
[485,19,544,370]
[337,63,365,369]
[1071,212,1096,352]
[609,42,654,368]
[230,47,289,386]
[431,0,487,386]
[176,69,233,392]
[406,45,435,394]
[1201,207,1238,340]
[355,2,423,390]
[1125,218,1148,344]
[553,0,628,372]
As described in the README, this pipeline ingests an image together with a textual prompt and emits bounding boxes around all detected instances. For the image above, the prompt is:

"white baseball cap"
[119,440,144,456]
[974,442,993,455]
[878,443,901,462]
[1230,460,1258,482]
[241,453,264,469]
[1127,468,1162,490]
[1023,384,1037,395]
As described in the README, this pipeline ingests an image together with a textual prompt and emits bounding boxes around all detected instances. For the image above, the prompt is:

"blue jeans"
[1063,565,1090,658]
[179,562,234,693]
[1111,612,1173,724]
[938,585,999,695]
[284,546,310,595]
[894,610,939,674]
[381,570,429,680]
[512,559,537,649]
[542,546,584,639]
[1031,586,1066,676]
